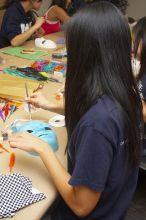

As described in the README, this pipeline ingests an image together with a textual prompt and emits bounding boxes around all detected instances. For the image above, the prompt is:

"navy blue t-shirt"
[52,95,139,220]
[0,2,34,48]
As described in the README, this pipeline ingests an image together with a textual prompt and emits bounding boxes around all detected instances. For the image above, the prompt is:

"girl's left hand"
[9,132,49,154]
[35,28,45,37]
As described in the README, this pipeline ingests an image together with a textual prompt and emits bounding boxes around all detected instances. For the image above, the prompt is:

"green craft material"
[3,68,36,80]
[2,47,47,60]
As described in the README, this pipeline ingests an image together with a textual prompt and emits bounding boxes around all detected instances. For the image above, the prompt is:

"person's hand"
[31,28,45,39]
[35,27,45,37]
[34,17,45,29]
[9,132,49,154]
[25,92,50,110]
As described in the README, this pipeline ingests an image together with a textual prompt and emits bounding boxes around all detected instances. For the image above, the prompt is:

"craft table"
[0,32,67,220]
[0,31,65,67]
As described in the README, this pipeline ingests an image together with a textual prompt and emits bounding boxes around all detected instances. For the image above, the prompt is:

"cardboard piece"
[0,74,39,101]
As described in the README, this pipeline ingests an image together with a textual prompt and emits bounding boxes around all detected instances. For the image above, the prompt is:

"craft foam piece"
[35,37,57,49]
[3,47,47,60]
[49,115,65,127]
[10,120,59,155]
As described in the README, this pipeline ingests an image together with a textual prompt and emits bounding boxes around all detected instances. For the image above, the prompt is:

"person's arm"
[45,103,64,115]
[11,17,45,47]
[25,92,64,115]
[35,27,45,37]
[39,141,101,217]
[9,132,101,217]
[9,125,114,217]
[43,101,64,115]
[142,100,146,122]
[47,6,70,23]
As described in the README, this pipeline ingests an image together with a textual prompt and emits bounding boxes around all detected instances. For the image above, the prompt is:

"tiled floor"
[125,170,146,220]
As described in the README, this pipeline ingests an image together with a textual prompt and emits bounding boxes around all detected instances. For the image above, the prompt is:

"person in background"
[128,17,137,35]
[128,16,136,27]
[63,0,128,17]
[41,0,70,35]
[9,2,143,220]
[68,0,85,15]
[0,0,44,48]
[86,0,128,14]
[133,17,146,155]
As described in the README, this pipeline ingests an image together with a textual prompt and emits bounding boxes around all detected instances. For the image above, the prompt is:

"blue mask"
[10,120,58,156]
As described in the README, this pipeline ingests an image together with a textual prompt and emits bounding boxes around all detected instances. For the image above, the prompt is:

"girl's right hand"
[25,92,50,110]
[9,132,50,154]
[34,17,45,29]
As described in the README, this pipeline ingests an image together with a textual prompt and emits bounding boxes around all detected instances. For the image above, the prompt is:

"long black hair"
[65,1,143,167]
[133,17,146,81]
[50,0,67,10]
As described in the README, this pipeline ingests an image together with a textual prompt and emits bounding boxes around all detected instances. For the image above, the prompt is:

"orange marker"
[4,103,9,119]
[9,152,15,173]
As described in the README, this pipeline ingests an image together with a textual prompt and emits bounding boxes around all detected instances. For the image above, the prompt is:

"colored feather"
[8,105,16,118]
[0,143,9,153]
[4,103,9,120]
[0,109,4,121]
[9,152,15,173]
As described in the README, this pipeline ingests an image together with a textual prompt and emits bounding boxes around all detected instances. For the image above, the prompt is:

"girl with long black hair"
[9,2,143,220]
[0,0,44,48]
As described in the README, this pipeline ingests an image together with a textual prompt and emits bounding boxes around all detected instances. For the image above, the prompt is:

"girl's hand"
[34,17,45,29]
[25,92,50,110]
[9,132,49,154]
[35,28,45,37]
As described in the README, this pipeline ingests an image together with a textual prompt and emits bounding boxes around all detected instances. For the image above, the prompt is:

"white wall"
[37,0,52,16]
[39,0,146,19]
[127,0,146,20]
